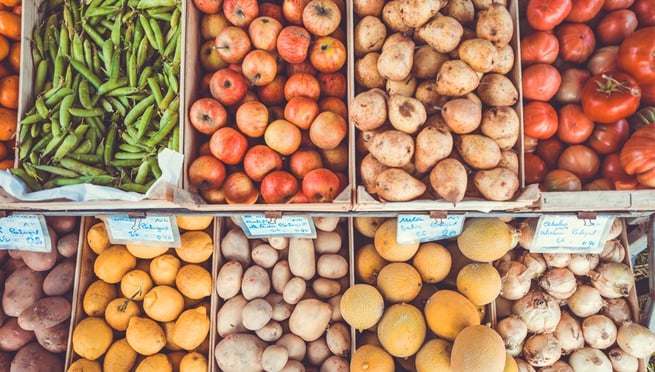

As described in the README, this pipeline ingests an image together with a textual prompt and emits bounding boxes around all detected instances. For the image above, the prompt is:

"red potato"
[21,249,58,273]
[0,318,35,352]
[2,266,44,317]
[17,297,71,331]
[9,342,64,372]
[34,320,70,353]
[55,232,79,258]
[42,260,76,296]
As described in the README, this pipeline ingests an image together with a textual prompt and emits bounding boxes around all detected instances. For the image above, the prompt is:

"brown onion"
[582,314,617,349]
[616,322,655,359]
[554,310,584,354]
[538,268,577,300]
[608,347,639,372]
[516,358,537,372]
[497,260,533,300]
[590,262,635,298]
[567,284,604,318]
[601,298,632,325]
[538,360,573,372]
[599,239,626,263]
[517,218,539,250]
[567,254,599,276]
[497,315,528,356]
[569,347,612,372]
[523,333,561,367]
[605,218,623,240]
[513,291,561,334]
[543,253,571,268]
[518,250,547,278]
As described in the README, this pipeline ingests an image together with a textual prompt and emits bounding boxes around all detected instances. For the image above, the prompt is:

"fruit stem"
[596,74,641,97]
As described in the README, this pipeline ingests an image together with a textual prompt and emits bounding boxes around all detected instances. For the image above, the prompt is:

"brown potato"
[387,94,427,134]
[382,1,412,32]
[458,38,498,73]
[56,232,79,258]
[474,167,520,201]
[34,320,70,353]
[312,278,342,298]
[476,73,519,106]
[355,52,385,89]
[455,134,501,169]
[2,266,44,317]
[350,88,387,131]
[476,4,514,47]
[43,259,76,296]
[241,265,271,300]
[442,97,482,134]
[289,299,333,342]
[414,116,453,174]
[271,260,291,295]
[480,106,520,150]
[46,216,78,234]
[416,14,464,53]
[499,150,519,175]
[375,168,427,202]
[0,318,34,351]
[436,60,481,96]
[9,342,63,372]
[429,158,468,204]
[368,130,415,167]
[473,0,507,9]
[354,16,387,56]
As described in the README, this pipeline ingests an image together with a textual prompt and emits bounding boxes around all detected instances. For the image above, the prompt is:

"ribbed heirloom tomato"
[522,64,562,101]
[523,101,559,139]
[581,72,641,123]
[556,23,596,64]
[557,104,595,144]
[565,0,604,22]
[617,27,655,84]
[526,0,572,31]
[587,118,630,154]
[620,125,655,187]
[520,31,560,65]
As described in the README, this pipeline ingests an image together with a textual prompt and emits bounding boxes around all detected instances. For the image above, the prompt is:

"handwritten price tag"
[240,215,316,238]
[531,215,615,253]
[396,214,465,244]
[0,214,51,252]
[103,215,180,247]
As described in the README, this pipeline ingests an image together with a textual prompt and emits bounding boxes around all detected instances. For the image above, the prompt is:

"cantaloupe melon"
[412,242,451,283]
[340,284,385,332]
[355,243,388,285]
[350,344,394,372]
[376,262,422,303]
[374,219,420,262]
[450,324,506,372]
[377,303,426,358]
[503,353,519,372]
[456,263,502,306]
[415,339,452,372]
[456,218,519,262]
[424,289,480,341]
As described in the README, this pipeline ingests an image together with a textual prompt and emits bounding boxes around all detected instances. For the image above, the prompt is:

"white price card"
[531,215,615,253]
[239,215,316,238]
[396,214,465,244]
[0,214,51,252]
[102,214,180,247]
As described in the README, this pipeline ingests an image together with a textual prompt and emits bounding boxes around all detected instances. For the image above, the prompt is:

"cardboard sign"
[396,214,465,244]
[239,215,316,238]
[531,215,615,253]
[102,214,180,247]
[0,214,51,252]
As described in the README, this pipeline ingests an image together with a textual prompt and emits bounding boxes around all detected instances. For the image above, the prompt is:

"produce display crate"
[9,0,187,204]
[66,216,218,370]
[181,0,354,212]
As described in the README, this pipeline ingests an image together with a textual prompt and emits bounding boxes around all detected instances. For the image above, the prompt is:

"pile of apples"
[188,0,349,204]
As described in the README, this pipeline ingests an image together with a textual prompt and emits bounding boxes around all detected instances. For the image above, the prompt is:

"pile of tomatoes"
[520,0,655,191]
[0,1,20,171]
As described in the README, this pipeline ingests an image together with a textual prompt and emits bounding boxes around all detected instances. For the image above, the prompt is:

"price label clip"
[0,214,51,252]
[101,213,181,247]
[396,213,465,245]
[239,214,316,239]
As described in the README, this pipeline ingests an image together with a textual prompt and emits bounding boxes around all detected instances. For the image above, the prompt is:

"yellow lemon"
[83,279,118,317]
[150,253,181,285]
[176,215,214,231]
[143,285,185,322]
[175,264,212,300]
[103,338,137,372]
[120,269,153,301]
[72,317,113,361]
[162,321,182,351]
[171,306,211,351]
[68,358,102,372]
[126,243,170,259]
[94,245,137,284]
[176,231,214,263]
[125,316,167,356]
[134,353,173,372]
[105,297,141,331]
[87,222,110,255]
[179,351,208,372]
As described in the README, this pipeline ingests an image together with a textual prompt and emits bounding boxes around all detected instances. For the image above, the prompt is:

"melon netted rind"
[450,324,506,372]
[456,218,519,262]
[377,303,426,358]
[424,289,481,341]
[340,284,385,332]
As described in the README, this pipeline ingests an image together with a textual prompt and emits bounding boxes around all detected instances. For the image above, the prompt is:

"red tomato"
[604,0,635,10]
[522,63,562,101]
[602,152,639,189]
[632,0,655,26]
[523,101,559,139]
[524,152,548,184]
[556,23,596,64]
[555,68,591,104]
[596,10,638,45]
[588,119,631,154]
[581,71,641,123]
[620,125,655,184]
[526,0,572,31]
[557,144,600,181]
[536,136,565,168]
[557,104,595,144]
[587,46,619,76]
[520,31,560,65]
[566,0,604,22]
[544,169,582,191]
[617,27,655,84]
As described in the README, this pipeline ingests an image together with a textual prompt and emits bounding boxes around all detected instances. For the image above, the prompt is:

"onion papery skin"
[568,347,613,372]
[543,253,571,268]
[538,360,574,372]
[567,284,604,318]
[601,297,632,325]
[590,262,635,299]
[599,239,626,263]
[554,310,584,355]
[497,260,533,301]
[567,254,599,276]
[608,347,639,372]
[522,333,561,367]
[538,267,577,300]
[513,291,561,334]
[581,314,618,349]
[518,250,547,278]
[497,315,529,354]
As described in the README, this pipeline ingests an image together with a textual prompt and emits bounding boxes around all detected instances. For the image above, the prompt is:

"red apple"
[286,60,317,76]
[209,68,249,106]
[193,0,223,14]
[189,97,228,135]
[282,0,312,25]
[260,170,299,203]
[302,167,341,202]
[276,25,311,64]
[248,16,283,51]
[223,0,259,27]
[256,75,287,106]
[223,172,259,204]
[284,96,319,130]
[284,72,321,101]
[317,71,346,98]
[214,26,252,64]
[188,155,227,191]
[309,110,347,150]
[318,96,348,118]
[236,101,269,138]
[259,2,285,23]
[243,144,284,181]
[302,0,341,36]
[209,126,249,165]
[289,148,324,178]
[290,190,310,203]
[241,49,278,86]
[309,36,346,73]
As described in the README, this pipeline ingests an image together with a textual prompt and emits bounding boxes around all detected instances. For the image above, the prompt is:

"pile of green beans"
[12,0,182,193]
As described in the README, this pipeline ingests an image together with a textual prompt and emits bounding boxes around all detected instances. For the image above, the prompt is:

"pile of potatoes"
[353,0,522,203]
[0,216,80,371]
[215,216,350,371]
[67,216,216,371]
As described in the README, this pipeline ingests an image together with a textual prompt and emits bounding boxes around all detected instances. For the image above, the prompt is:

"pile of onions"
[581,314,617,349]
[497,315,528,357]
[606,217,624,240]
[568,347,612,372]
[601,298,632,325]
[554,311,584,355]
[589,262,635,298]
[599,239,625,263]
[518,250,547,278]
[539,360,573,372]
[538,268,577,300]
[513,291,561,334]
[616,322,655,359]
[567,285,604,318]
[517,218,539,250]
[608,347,639,372]
[523,333,561,367]
[543,253,571,268]
[567,254,599,276]
[497,260,533,300]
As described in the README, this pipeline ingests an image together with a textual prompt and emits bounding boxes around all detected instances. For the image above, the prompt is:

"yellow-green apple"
[200,12,230,39]
[200,39,228,72]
